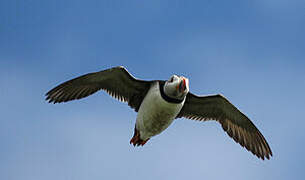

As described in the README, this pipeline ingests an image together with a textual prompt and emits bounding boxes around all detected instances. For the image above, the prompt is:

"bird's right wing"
[45,66,153,112]
[177,93,272,160]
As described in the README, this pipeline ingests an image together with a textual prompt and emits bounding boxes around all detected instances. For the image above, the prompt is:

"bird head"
[164,75,189,100]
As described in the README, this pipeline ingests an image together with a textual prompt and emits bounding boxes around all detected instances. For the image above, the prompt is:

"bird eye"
[170,77,174,82]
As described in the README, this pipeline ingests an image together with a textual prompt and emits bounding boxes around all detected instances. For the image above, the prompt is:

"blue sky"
[1,0,305,179]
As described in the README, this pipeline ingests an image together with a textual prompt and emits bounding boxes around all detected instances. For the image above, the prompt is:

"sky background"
[1,0,305,179]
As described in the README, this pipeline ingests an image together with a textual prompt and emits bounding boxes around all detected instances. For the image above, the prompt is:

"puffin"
[45,66,272,160]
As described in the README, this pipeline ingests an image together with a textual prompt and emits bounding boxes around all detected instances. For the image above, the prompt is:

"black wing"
[177,93,272,160]
[45,66,152,112]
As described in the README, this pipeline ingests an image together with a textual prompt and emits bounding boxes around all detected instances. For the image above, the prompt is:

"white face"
[164,75,189,100]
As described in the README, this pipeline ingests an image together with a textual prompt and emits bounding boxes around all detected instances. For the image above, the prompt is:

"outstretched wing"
[45,66,152,112]
[177,93,272,160]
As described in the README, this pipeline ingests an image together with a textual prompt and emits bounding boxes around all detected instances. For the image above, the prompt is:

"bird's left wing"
[177,93,272,160]
[45,66,153,112]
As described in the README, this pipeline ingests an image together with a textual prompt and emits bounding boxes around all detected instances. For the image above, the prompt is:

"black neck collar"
[159,81,184,104]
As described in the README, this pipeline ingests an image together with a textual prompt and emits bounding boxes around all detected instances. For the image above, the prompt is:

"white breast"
[136,82,185,140]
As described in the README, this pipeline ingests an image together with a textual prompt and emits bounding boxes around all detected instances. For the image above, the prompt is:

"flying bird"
[45,66,272,160]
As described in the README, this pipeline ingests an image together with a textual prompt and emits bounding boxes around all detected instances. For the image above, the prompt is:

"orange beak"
[177,78,186,92]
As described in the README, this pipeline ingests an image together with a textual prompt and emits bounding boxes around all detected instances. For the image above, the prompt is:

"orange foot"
[130,127,150,146]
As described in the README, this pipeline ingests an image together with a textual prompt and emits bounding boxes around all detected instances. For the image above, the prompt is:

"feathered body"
[136,81,185,141]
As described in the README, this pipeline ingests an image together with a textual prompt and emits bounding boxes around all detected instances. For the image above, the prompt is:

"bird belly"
[136,82,184,140]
